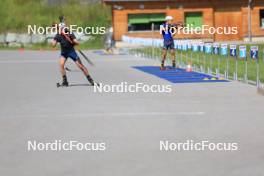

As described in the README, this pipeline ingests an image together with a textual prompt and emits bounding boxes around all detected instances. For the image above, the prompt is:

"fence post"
[180,50,182,68]
[203,55,206,73]
[151,23,154,59]
[234,56,238,81]
[209,55,212,75]
[256,59,260,87]
[197,53,200,72]
[217,56,220,77]
[226,57,229,79]
[244,57,248,83]
[200,53,203,73]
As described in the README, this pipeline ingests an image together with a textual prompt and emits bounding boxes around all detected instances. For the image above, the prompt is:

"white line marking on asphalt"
[2,112,205,118]
[0,60,57,64]
[83,112,206,117]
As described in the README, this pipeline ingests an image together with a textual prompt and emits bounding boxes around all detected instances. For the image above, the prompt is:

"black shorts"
[163,40,175,50]
[61,50,79,61]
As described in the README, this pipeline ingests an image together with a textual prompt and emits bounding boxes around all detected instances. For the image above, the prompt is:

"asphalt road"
[0,50,264,176]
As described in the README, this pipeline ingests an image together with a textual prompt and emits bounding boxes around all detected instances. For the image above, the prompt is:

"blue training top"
[161,23,173,41]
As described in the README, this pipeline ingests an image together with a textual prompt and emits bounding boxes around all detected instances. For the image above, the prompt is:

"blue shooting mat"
[133,66,229,83]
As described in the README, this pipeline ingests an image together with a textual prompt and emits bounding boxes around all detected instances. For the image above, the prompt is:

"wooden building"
[103,0,264,41]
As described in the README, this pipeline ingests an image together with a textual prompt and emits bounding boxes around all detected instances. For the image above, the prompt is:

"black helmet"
[59,15,65,23]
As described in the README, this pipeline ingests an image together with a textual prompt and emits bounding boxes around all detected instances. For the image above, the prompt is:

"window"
[184,12,203,28]
[260,10,264,28]
[128,13,165,31]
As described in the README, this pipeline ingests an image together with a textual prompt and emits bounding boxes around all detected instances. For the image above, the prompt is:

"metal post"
[176,49,179,67]
[149,48,151,59]
[209,56,212,75]
[245,58,248,83]
[197,53,199,71]
[257,59,260,87]
[234,57,238,80]
[191,52,193,70]
[226,57,229,79]
[248,0,252,42]
[199,54,203,72]
[180,50,182,68]
[203,55,206,73]
[185,52,188,68]
[262,48,264,62]
[217,57,220,77]
[151,23,154,59]
[176,49,180,67]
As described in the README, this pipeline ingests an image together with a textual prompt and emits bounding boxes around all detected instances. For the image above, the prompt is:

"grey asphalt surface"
[0,50,264,176]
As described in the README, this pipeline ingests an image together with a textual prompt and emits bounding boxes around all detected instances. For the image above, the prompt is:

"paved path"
[0,50,264,176]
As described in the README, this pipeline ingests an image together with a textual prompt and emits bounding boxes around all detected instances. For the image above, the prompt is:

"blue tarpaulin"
[133,66,229,84]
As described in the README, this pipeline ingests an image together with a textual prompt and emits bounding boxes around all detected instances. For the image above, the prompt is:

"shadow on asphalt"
[68,83,92,87]
[56,83,92,87]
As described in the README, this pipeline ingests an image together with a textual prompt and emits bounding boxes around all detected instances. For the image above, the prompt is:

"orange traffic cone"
[186,62,193,72]
[18,48,24,52]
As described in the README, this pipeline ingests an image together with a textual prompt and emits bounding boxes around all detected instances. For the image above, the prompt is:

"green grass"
[0,0,111,33]
[0,0,110,49]
[79,36,104,50]
[130,44,264,83]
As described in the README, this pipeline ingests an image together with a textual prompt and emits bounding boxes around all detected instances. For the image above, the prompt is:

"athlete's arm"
[51,39,57,48]
[72,39,79,45]
[52,34,60,47]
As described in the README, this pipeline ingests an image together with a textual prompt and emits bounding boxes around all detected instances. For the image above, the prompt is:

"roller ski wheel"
[56,82,69,88]
[90,81,100,86]
[87,77,98,86]
[160,66,166,71]
[94,82,100,86]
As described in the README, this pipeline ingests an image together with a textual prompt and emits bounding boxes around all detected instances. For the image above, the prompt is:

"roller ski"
[87,76,100,87]
[160,60,176,71]
[57,75,69,87]
[56,82,69,88]
[160,66,167,71]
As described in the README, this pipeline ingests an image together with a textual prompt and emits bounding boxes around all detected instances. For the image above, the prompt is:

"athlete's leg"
[59,56,68,86]
[161,48,167,69]
[75,58,89,76]
[60,56,67,75]
[75,58,95,85]
[170,49,176,68]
